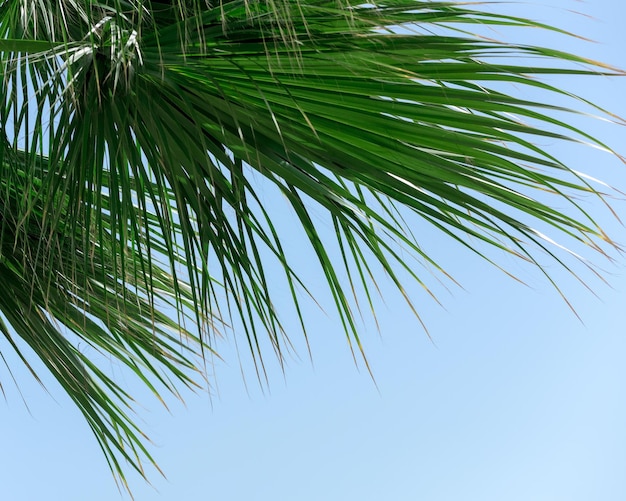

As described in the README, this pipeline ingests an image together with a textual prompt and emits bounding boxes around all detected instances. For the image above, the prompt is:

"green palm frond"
[0,138,211,485]
[0,0,622,488]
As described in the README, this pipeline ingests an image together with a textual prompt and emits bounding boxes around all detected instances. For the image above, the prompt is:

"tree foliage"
[0,0,622,490]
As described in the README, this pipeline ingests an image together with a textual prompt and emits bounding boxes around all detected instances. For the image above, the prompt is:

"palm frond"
[0,137,213,486]
[0,0,622,488]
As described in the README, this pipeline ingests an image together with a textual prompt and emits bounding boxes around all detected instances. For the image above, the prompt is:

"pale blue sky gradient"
[1,1,625,499]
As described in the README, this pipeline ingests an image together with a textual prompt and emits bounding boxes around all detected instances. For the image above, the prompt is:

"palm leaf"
[0,0,622,488]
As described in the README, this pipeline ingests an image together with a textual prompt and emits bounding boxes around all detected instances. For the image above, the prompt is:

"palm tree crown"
[0,0,622,489]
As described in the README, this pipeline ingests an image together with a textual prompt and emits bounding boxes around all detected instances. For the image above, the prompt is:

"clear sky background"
[1,1,626,500]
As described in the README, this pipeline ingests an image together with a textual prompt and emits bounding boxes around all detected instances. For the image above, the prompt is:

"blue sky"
[1,1,625,499]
